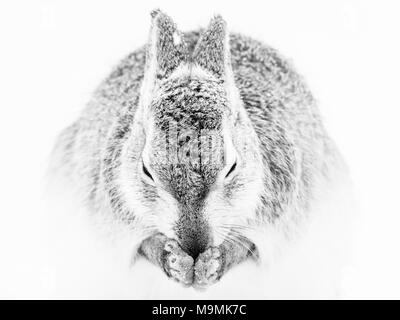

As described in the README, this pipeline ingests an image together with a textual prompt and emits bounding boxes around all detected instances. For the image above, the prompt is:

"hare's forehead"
[157,162,222,205]
[150,77,229,132]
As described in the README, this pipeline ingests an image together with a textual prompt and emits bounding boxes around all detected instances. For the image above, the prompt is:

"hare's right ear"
[139,10,188,113]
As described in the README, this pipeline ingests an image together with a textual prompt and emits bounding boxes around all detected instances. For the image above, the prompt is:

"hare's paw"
[162,239,194,286]
[194,247,224,288]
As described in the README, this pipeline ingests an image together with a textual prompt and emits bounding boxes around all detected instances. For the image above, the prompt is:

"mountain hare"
[50,9,347,289]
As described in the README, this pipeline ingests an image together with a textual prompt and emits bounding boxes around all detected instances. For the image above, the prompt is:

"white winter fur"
[44,11,354,298]
[43,166,354,299]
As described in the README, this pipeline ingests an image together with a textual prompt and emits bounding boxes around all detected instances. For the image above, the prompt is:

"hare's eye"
[142,162,154,181]
[225,161,237,179]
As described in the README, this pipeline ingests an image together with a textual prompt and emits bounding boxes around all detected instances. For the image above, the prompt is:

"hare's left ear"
[139,10,188,113]
[192,15,231,79]
[193,16,240,113]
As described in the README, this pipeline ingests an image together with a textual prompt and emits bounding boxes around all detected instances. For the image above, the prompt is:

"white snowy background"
[0,0,400,299]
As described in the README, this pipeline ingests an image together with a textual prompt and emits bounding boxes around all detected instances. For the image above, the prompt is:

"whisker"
[219,223,256,231]
[223,234,256,256]
[214,228,256,257]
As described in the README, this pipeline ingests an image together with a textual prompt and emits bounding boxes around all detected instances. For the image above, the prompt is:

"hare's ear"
[193,15,240,113]
[192,15,232,80]
[146,9,188,79]
[139,10,188,113]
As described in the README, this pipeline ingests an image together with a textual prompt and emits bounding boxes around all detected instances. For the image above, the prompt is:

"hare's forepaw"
[161,239,194,286]
[194,247,224,288]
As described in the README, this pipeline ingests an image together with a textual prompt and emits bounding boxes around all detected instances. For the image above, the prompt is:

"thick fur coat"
[50,10,346,291]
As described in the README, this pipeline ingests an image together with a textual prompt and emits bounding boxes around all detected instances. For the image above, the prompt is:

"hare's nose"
[176,220,211,259]
[183,240,207,260]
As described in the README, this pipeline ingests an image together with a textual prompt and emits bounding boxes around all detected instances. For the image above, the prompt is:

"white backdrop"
[0,0,399,299]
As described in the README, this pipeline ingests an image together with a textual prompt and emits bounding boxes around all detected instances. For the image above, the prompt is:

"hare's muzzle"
[175,217,211,259]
